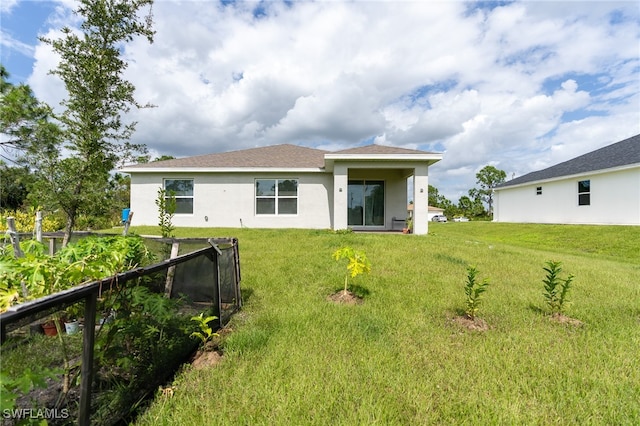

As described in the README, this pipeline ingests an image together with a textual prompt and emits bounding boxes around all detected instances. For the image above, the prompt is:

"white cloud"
[0,31,33,57]
[0,0,18,14]
[18,0,640,201]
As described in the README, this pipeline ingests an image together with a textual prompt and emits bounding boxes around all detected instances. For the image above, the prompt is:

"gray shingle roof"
[497,133,640,188]
[334,145,438,155]
[123,143,438,170]
[126,144,329,169]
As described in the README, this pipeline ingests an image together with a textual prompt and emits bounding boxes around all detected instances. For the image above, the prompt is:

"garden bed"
[1,235,241,425]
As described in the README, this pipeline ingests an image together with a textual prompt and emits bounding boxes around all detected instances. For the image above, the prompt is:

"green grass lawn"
[132,223,640,425]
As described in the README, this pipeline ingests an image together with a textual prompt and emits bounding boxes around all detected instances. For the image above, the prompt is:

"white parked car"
[431,215,447,222]
[453,217,470,222]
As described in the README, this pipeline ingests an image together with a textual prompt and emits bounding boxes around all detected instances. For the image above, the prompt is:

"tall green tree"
[34,0,155,246]
[428,184,456,217]
[457,195,485,218]
[0,65,60,162]
[0,162,35,211]
[428,184,451,208]
[469,165,506,216]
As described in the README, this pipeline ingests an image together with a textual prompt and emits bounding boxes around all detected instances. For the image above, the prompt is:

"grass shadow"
[434,253,468,266]
[528,303,546,315]
[240,287,254,304]
[347,285,370,299]
[328,285,370,300]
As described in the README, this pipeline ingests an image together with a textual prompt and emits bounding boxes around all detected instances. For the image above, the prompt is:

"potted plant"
[63,303,83,335]
[42,321,58,336]
[41,317,60,336]
[403,218,413,234]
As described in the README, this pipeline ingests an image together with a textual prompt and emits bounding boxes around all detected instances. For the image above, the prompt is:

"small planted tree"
[332,247,371,296]
[542,260,574,315]
[155,188,176,238]
[463,265,490,320]
[190,313,220,349]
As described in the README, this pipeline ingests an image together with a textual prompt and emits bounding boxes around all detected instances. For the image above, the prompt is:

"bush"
[0,210,64,233]
[0,235,155,312]
[74,214,115,231]
[542,260,574,315]
[463,265,490,320]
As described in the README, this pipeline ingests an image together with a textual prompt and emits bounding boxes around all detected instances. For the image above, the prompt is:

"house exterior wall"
[332,164,348,231]
[128,160,437,232]
[493,167,640,225]
[412,164,430,234]
[129,172,333,229]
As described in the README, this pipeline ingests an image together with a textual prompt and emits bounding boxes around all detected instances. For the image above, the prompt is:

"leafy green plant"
[0,236,153,312]
[463,265,490,320]
[0,209,64,233]
[190,313,219,346]
[91,284,194,423]
[332,246,371,294]
[542,260,574,314]
[1,367,62,413]
[64,302,84,321]
[155,188,176,239]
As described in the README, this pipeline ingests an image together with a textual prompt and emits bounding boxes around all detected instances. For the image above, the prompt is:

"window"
[536,186,542,195]
[255,179,298,215]
[348,180,385,226]
[578,180,590,206]
[164,179,194,214]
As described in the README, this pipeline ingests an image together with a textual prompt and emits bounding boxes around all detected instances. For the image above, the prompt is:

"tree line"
[429,165,506,219]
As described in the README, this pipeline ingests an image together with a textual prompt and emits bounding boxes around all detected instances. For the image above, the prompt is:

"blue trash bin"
[122,208,131,223]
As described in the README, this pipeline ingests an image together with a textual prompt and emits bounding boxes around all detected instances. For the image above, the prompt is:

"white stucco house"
[493,134,640,225]
[121,144,443,234]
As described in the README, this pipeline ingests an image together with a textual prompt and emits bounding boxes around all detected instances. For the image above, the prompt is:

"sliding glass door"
[347,180,385,227]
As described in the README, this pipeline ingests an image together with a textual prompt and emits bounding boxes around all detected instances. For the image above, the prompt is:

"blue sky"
[1,0,639,201]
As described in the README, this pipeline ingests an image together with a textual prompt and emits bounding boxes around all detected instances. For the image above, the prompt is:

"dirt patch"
[549,313,584,327]
[190,350,223,370]
[450,315,489,332]
[327,290,363,305]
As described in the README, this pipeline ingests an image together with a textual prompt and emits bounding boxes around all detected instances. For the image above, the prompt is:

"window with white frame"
[164,179,194,214]
[255,179,298,215]
[578,180,590,206]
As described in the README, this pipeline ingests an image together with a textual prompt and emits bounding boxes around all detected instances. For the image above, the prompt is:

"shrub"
[0,235,154,312]
[74,214,114,231]
[542,260,574,315]
[463,265,490,320]
[190,313,219,346]
[0,209,64,233]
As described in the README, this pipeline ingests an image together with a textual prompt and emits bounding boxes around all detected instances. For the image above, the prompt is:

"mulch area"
[327,290,363,305]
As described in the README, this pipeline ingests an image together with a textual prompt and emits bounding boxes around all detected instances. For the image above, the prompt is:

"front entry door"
[347,180,385,227]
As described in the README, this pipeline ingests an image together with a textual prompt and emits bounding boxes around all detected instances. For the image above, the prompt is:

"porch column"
[413,165,429,235]
[333,164,348,231]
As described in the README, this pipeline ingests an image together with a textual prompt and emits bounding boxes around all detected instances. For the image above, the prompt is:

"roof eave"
[120,167,327,174]
[325,153,443,161]
[495,163,640,191]
[324,153,443,171]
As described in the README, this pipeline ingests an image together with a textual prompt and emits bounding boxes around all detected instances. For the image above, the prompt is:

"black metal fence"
[0,236,241,425]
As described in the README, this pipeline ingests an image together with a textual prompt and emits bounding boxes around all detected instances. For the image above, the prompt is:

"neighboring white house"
[121,144,443,234]
[407,204,445,222]
[493,134,640,225]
